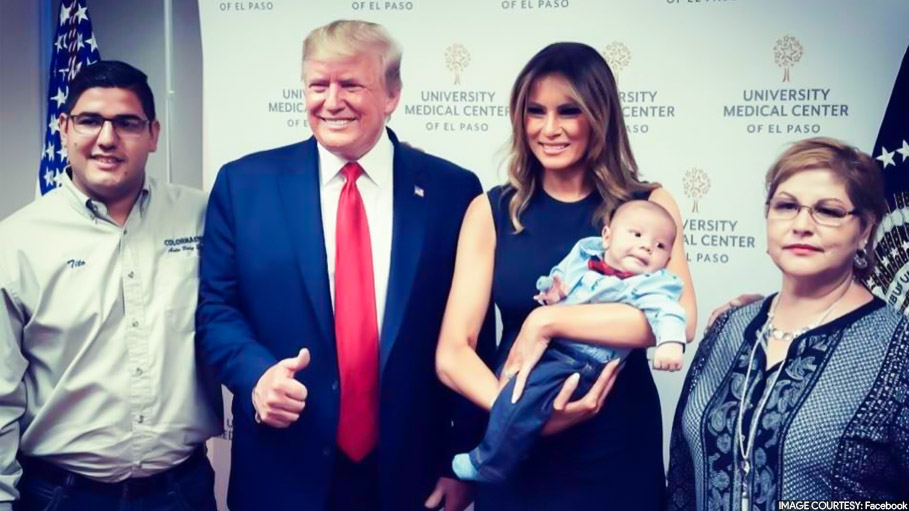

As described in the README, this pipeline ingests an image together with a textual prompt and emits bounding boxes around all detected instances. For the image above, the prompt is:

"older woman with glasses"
[666,137,909,510]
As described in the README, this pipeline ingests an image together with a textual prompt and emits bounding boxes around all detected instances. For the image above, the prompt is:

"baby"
[452,200,686,483]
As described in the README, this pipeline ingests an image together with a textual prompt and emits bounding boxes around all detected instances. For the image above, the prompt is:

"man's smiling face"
[303,51,400,160]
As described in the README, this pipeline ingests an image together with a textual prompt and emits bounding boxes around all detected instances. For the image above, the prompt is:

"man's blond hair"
[302,19,402,92]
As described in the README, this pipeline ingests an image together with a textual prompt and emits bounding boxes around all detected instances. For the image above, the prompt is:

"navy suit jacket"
[196,129,494,511]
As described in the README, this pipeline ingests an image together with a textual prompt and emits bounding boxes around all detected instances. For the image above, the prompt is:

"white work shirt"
[0,173,221,508]
[318,130,394,335]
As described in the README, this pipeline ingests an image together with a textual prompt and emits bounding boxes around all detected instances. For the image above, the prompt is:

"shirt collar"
[317,129,393,188]
[59,171,152,221]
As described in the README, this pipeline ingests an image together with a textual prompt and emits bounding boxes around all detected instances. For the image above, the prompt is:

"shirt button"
[134,367,143,376]
[131,320,139,328]
[331,381,339,392]
[322,446,331,457]
[127,271,135,279]
[136,415,145,424]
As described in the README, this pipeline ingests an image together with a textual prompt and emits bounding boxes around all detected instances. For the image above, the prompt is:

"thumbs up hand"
[252,348,311,428]
[279,348,311,374]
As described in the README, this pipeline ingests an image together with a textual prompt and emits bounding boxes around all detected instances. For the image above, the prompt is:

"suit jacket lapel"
[277,138,335,349]
[380,134,427,376]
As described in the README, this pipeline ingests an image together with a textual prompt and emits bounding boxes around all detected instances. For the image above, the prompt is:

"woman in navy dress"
[436,42,698,510]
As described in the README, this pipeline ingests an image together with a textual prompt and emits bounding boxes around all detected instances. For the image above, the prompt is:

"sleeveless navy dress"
[475,186,665,511]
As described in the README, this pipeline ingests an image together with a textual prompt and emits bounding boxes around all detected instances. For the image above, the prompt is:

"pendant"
[741,462,752,510]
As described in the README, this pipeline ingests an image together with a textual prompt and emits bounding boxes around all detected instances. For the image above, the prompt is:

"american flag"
[869,46,909,314]
[39,0,100,196]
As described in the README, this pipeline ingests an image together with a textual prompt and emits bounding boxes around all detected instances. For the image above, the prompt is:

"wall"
[0,0,44,220]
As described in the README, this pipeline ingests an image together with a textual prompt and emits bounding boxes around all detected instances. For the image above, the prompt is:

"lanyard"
[735,284,850,510]
[735,329,786,511]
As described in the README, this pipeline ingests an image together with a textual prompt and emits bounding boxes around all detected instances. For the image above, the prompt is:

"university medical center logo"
[601,42,631,74]
[445,44,470,85]
[681,167,757,265]
[683,167,711,213]
[773,35,803,83]
[403,44,506,133]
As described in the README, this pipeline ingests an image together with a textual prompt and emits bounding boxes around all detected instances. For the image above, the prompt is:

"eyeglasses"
[66,113,151,137]
[765,197,858,227]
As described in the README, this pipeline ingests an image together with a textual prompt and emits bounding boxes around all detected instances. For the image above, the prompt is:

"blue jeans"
[464,342,607,483]
[14,450,217,511]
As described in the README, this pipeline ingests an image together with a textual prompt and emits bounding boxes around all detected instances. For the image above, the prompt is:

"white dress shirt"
[0,174,221,508]
[318,130,394,335]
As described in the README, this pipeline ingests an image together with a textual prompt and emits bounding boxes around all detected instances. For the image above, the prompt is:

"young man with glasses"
[0,60,221,511]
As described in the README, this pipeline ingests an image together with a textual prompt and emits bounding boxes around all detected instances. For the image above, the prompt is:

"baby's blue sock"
[452,453,481,481]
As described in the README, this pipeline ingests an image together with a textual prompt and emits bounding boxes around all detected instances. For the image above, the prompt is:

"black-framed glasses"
[765,197,858,227]
[66,113,151,137]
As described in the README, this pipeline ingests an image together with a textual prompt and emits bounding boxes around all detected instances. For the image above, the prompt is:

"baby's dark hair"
[607,200,678,242]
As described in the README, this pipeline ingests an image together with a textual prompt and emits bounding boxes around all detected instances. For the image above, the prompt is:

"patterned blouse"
[667,296,909,510]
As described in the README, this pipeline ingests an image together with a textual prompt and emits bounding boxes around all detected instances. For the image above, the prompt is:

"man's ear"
[58,114,69,146]
[384,85,402,118]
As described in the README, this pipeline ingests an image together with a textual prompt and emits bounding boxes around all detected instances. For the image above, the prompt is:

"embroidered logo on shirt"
[164,235,203,253]
[66,259,85,269]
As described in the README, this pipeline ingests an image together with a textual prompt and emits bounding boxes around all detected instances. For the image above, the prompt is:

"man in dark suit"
[196,19,492,511]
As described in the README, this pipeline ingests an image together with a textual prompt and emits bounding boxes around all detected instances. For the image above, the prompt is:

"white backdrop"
[198,1,909,508]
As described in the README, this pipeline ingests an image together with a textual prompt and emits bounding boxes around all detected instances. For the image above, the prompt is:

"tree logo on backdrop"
[683,167,711,213]
[602,42,631,74]
[774,35,803,82]
[445,44,470,85]
[681,167,756,265]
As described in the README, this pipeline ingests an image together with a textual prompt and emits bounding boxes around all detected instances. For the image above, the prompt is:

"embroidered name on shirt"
[66,259,85,268]
[164,235,203,253]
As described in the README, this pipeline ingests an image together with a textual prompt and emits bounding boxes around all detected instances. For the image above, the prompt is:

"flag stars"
[43,169,55,188]
[59,2,72,26]
[42,0,95,197]
[877,146,897,168]
[74,4,88,24]
[897,140,909,163]
[51,88,67,108]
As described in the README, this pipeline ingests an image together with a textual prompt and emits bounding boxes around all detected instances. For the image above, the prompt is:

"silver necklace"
[735,282,852,510]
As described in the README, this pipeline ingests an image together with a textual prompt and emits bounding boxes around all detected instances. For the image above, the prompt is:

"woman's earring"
[854,247,869,269]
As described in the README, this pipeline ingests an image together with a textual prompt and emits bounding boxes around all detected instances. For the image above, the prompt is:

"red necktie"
[334,161,379,462]
[587,258,635,279]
